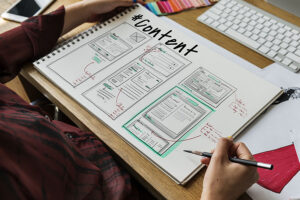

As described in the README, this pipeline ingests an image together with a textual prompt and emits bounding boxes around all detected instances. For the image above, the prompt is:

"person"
[0,0,258,199]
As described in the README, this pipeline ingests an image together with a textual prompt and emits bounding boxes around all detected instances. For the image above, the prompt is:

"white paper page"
[263,63,300,88]
[290,130,300,160]
[237,101,300,200]
[33,5,281,183]
[237,62,300,200]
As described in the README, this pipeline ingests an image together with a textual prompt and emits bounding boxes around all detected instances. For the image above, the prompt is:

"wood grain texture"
[2,0,300,199]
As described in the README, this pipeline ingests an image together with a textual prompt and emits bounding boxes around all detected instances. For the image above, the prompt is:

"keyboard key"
[264,21,272,27]
[262,27,270,33]
[206,12,220,20]
[266,36,274,41]
[253,28,260,34]
[270,19,277,24]
[240,22,247,28]
[265,41,273,48]
[198,15,208,21]
[279,49,288,55]
[289,63,299,71]
[258,46,270,54]
[273,39,281,45]
[259,32,267,38]
[237,14,244,20]
[205,18,214,24]
[292,35,300,41]
[285,31,293,37]
[216,4,225,10]
[233,19,241,24]
[284,25,292,31]
[256,24,263,30]
[275,56,282,62]
[282,58,292,66]
[257,38,266,44]
[211,21,220,27]
[251,34,259,41]
[251,15,258,20]
[231,11,238,17]
[245,31,252,37]
[295,50,300,57]
[237,28,246,34]
[290,41,299,47]
[219,18,227,24]
[283,38,292,44]
[217,24,228,31]
[280,42,288,49]
[212,8,222,15]
[271,24,279,30]
[249,21,256,26]
[243,17,251,23]
[278,28,286,34]
[288,46,296,53]
[246,25,254,31]
[221,13,229,18]
[263,16,270,21]
[286,52,300,63]
[267,50,277,58]
[276,34,284,40]
[271,45,280,52]
[232,24,239,30]
[225,28,260,49]
[277,22,284,27]
[225,21,233,27]
[257,18,265,24]
[269,30,277,36]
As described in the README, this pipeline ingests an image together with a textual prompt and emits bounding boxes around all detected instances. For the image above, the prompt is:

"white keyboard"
[197,0,300,72]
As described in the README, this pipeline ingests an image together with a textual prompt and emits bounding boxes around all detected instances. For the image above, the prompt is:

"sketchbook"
[33,4,282,184]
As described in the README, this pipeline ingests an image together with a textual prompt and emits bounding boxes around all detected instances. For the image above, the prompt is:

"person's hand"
[63,0,144,34]
[200,138,259,200]
[81,0,145,22]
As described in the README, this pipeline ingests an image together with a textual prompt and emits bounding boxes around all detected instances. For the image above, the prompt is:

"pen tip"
[184,150,192,153]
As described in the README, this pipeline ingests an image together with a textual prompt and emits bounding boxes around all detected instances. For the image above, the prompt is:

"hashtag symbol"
[132,14,143,21]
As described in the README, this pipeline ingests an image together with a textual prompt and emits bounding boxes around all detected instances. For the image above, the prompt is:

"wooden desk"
[1,0,300,199]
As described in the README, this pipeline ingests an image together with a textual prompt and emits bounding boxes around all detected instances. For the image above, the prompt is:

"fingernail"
[227,136,233,140]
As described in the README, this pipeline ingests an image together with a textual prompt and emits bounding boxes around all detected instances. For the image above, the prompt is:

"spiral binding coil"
[34,4,139,65]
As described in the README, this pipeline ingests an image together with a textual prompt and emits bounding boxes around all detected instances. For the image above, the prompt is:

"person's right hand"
[200,138,259,200]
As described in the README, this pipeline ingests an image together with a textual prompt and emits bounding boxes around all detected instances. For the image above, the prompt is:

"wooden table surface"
[1,0,300,199]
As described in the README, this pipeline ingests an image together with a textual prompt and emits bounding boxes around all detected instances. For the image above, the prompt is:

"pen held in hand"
[184,150,273,170]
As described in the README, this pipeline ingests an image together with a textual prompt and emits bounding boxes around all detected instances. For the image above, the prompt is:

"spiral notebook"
[33,4,282,184]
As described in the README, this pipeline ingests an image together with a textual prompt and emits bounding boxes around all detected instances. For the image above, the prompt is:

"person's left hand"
[82,0,145,22]
[63,0,144,34]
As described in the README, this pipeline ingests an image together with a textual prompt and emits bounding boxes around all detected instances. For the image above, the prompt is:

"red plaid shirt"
[0,7,148,200]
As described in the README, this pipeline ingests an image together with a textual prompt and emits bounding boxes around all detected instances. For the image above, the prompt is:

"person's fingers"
[137,0,145,5]
[116,0,134,7]
[212,138,233,163]
[201,157,211,165]
[231,142,254,160]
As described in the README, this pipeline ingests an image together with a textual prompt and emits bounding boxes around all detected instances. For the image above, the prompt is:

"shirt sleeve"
[0,6,65,83]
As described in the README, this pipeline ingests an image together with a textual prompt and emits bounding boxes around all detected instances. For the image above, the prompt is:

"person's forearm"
[0,7,65,83]
[63,2,89,35]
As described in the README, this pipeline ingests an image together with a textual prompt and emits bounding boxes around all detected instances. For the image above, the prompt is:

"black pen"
[184,150,273,170]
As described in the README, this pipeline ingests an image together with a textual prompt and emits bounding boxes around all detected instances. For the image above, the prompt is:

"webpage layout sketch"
[124,86,213,156]
[47,23,151,87]
[33,4,282,184]
[83,43,191,120]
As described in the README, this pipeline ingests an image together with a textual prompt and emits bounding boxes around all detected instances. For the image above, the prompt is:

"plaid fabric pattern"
[0,7,143,199]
